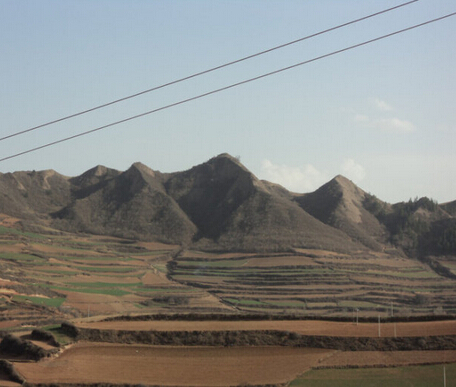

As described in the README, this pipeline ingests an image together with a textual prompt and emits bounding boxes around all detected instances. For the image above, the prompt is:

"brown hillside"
[165,154,361,252]
[53,163,197,244]
[164,154,256,240]
[0,154,453,255]
[295,175,388,251]
[0,169,71,219]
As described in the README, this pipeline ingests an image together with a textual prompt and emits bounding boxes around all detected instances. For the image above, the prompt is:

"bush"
[60,321,80,338]
[0,359,25,383]
[0,334,48,360]
[31,328,60,347]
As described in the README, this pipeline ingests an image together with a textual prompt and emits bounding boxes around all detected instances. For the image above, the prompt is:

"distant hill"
[295,175,389,251]
[53,162,197,244]
[0,153,454,256]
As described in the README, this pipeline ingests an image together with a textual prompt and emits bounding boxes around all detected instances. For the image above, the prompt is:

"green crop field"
[290,364,456,387]
[12,295,66,308]
[0,252,43,262]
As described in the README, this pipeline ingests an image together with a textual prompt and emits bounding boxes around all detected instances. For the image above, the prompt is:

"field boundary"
[61,323,456,351]
[101,312,456,323]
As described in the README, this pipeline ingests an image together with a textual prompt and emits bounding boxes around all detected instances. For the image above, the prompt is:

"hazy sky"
[1,0,455,203]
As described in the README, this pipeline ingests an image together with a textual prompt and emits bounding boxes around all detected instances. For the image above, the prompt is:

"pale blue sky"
[1,0,455,203]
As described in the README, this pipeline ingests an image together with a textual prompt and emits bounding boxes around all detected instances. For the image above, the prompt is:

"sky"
[1,0,455,204]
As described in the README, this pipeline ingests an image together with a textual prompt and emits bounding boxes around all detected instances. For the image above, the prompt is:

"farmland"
[290,363,456,387]
[170,248,456,316]
[0,217,456,386]
[1,214,456,324]
[15,344,333,386]
[5,319,456,386]
[76,318,456,338]
[0,219,232,326]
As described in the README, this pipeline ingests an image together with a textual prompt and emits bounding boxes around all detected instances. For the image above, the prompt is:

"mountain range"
[0,153,455,256]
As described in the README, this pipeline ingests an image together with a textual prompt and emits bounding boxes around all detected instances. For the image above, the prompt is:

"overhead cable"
[0,0,419,142]
[1,10,454,163]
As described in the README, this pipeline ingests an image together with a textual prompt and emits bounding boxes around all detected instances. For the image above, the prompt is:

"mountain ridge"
[0,153,454,256]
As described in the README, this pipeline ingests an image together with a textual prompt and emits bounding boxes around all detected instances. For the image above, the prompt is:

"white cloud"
[354,114,416,133]
[341,159,366,182]
[373,98,393,112]
[354,114,369,123]
[261,159,329,193]
[375,118,416,133]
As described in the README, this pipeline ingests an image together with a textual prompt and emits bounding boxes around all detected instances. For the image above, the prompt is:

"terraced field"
[0,223,231,326]
[1,217,456,326]
[170,249,456,316]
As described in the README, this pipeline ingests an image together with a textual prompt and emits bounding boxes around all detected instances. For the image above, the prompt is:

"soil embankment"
[64,322,456,351]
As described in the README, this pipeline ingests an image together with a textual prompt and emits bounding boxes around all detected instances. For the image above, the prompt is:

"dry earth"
[15,343,333,386]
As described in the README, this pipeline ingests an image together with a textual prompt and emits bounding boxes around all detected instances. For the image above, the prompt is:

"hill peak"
[209,153,247,170]
[71,165,120,188]
[129,162,156,177]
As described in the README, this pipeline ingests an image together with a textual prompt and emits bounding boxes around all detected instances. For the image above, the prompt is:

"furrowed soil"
[15,343,333,386]
[76,319,456,337]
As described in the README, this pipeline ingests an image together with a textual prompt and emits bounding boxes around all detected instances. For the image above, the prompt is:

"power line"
[0,0,419,143]
[1,10,454,163]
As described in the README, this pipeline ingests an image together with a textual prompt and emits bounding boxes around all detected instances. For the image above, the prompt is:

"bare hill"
[0,169,71,219]
[295,175,389,251]
[0,153,454,255]
[165,154,360,252]
[53,162,197,244]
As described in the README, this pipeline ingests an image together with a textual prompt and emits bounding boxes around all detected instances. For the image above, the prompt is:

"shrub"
[60,321,80,338]
[31,328,60,347]
[0,334,48,360]
[0,359,25,383]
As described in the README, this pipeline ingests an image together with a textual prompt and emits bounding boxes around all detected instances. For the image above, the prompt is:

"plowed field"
[15,343,333,386]
[76,319,456,337]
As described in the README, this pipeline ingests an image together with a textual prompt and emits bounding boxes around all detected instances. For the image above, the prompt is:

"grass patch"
[225,298,266,306]
[49,286,131,296]
[0,225,45,239]
[12,295,65,308]
[290,363,456,387]
[265,300,306,307]
[0,252,43,262]
[43,325,76,345]
[34,269,82,275]
[133,286,196,293]
[176,259,249,268]
[131,250,173,257]
[74,265,138,273]
[68,281,142,288]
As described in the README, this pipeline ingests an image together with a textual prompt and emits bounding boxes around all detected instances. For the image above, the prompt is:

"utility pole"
[378,315,381,337]
[356,308,359,326]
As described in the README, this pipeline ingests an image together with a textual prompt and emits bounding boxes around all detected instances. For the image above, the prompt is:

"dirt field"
[76,319,456,337]
[15,343,333,386]
[58,290,142,315]
[0,376,19,387]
